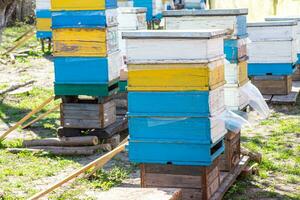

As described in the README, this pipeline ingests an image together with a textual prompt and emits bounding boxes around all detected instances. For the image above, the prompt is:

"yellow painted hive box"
[51,0,117,11]
[36,18,52,31]
[53,27,119,57]
[128,59,225,91]
[238,61,249,86]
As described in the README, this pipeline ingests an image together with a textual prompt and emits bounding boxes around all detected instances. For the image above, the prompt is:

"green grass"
[226,108,300,199]
[0,22,51,60]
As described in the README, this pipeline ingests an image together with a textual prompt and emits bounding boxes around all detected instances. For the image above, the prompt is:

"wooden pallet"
[211,156,250,200]
[263,81,300,105]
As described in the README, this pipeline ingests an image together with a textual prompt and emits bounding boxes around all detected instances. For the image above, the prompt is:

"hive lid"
[163,8,248,17]
[122,29,227,39]
[265,16,300,22]
[118,7,147,14]
[247,20,297,27]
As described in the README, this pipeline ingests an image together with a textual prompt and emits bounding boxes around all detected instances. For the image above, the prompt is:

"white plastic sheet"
[240,82,270,119]
[220,110,250,134]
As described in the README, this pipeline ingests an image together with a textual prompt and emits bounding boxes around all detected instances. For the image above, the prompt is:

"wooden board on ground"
[270,81,300,105]
[210,156,250,200]
[263,95,273,103]
[96,188,182,200]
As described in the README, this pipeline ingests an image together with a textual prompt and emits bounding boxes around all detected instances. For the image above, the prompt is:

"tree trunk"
[0,0,17,42]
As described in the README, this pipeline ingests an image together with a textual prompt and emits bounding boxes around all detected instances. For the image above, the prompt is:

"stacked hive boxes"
[163,9,250,111]
[118,7,147,90]
[51,0,122,134]
[248,21,297,95]
[123,30,227,198]
[265,17,300,81]
[133,0,163,22]
[36,0,52,39]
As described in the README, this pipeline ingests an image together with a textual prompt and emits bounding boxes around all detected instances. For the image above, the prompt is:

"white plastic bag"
[240,82,270,119]
[220,110,250,134]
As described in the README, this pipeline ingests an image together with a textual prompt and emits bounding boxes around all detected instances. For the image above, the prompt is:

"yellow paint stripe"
[36,18,51,31]
[53,29,106,42]
[51,0,106,11]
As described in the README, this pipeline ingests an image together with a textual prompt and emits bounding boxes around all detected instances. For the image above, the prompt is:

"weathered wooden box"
[250,75,292,95]
[224,83,249,111]
[292,65,300,81]
[127,59,225,91]
[60,101,116,129]
[265,17,300,64]
[37,0,50,10]
[163,9,248,38]
[133,0,163,21]
[51,0,117,11]
[225,60,248,85]
[219,131,241,172]
[122,30,226,64]
[224,38,248,63]
[54,51,122,85]
[248,21,298,69]
[140,157,221,200]
[53,27,119,57]
[128,87,225,117]
[52,10,118,29]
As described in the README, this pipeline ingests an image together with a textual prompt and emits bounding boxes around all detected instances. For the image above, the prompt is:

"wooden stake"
[0,96,55,141]
[22,105,60,129]
[28,139,128,200]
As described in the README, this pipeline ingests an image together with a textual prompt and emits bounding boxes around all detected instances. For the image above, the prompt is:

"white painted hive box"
[163,9,248,38]
[265,16,300,53]
[224,83,249,111]
[122,30,226,64]
[248,21,298,63]
[118,7,147,30]
[36,0,51,10]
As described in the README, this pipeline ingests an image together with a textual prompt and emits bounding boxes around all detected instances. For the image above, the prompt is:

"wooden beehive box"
[248,21,298,65]
[128,115,226,166]
[127,59,225,91]
[51,0,117,11]
[53,26,119,57]
[225,59,248,85]
[265,16,300,62]
[128,86,225,117]
[52,9,118,29]
[250,75,292,95]
[140,157,221,200]
[122,30,226,64]
[224,83,249,111]
[36,9,52,39]
[54,50,122,85]
[60,100,116,129]
[163,9,248,38]
[133,0,163,22]
[118,7,147,30]
[224,38,248,63]
[219,132,241,172]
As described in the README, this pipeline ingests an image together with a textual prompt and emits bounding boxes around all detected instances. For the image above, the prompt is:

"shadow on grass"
[0,100,58,139]
[270,93,300,115]
[224,177,299,200]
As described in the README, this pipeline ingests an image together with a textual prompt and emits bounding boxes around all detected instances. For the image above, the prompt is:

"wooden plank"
[251,76,292,95]
[28,138,128,200]
[96,188,182,200]
[210,156,250,200]
[271,81,300,104]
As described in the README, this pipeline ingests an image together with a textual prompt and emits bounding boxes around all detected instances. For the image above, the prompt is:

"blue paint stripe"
[248,63,296,76]
[36,9,51,18]
[52,10,110,28]
[36,31,52,39]
[54,57,109,84]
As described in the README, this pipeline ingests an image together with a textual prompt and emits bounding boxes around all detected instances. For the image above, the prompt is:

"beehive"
[36,0,52,39]
[133,0,163,21]
[248,21,298,76]
[125,30,227,166]
[51,0,118,11]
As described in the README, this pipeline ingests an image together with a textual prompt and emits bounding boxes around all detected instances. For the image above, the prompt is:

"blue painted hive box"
[52,9,118,29]
[248,63,296,76]
[224,37,248,63]
[128,88,225,117]
[133,0,162,21]
[128,115,226,166]
[36,9,52,39]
